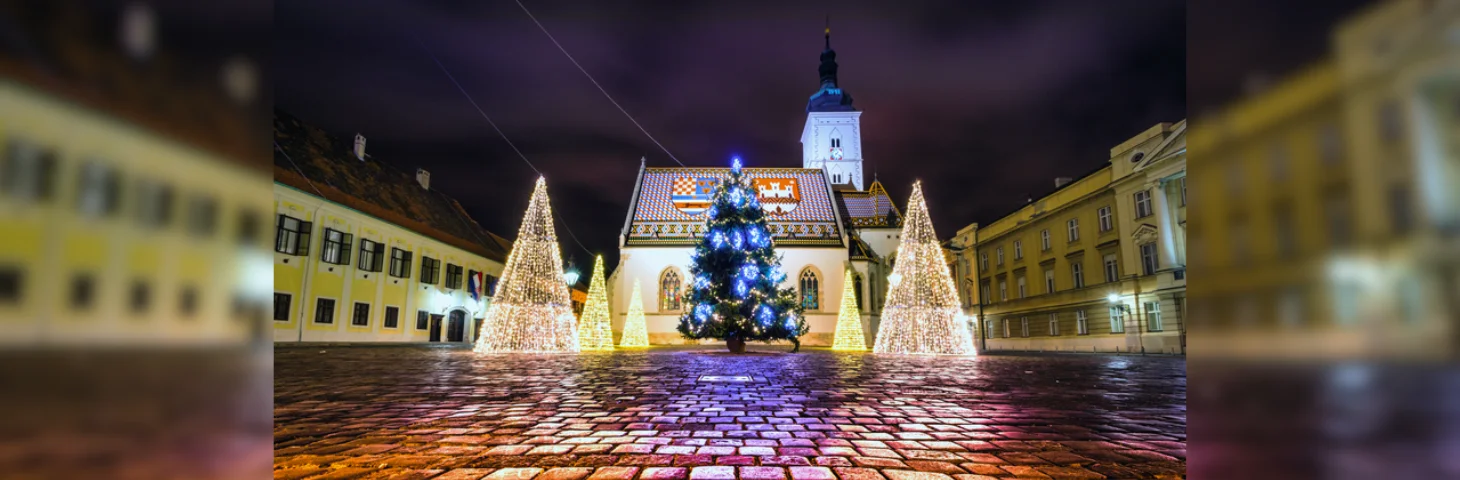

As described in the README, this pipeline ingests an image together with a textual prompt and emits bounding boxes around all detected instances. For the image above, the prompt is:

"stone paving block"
[760,456,812,466]
[486,468,546,480]
[640,467,688,480]
[998,465,1051,478]
[739,466,787,480]
[850,457,907,469]
[832,467,886,480]
[881,470,955,480]
[714,456,756,466]
[585,467,640,480]
[688,466,735,480]
[902,461,964,475]
[787,466,835,480]
[434,469,498,480]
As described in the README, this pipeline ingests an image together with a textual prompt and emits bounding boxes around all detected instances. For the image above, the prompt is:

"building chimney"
[1055,177,1073,188]
[416,168,430,190]
[354,133,367,161]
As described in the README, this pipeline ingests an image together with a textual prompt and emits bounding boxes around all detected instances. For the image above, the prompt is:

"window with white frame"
[1013,240,1023,260]
[996,247,1004,266]
[1044,268,1055,293]
[1110,305,1126,333]
[1134,190,1153,218]
[1067,218,1079,242]
[1104,254,1119,283]
[1076,310,1089,335]
[1146,301,1163,332]
[1140,243,1158,275]
[1071,262,1084,288]
[77,160,121,217]
[1020,317,1029,337]
[351,302,370,326]
[275,214,311,255]
[1040,229,1051,251]
[998,280,1007,301]
[980,252,988,270]
[358,239,385,272]
[1049,313,1059,336]
[1003,318,1010,338]
[1016,276,1026,298]
[321,228,353,265]
[981,282,991,305]
[1098,206,1114,232]
[986,319,995,339]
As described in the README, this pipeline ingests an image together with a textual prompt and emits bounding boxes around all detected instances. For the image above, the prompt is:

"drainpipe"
[975,228,986,353]
[296,204,324,342]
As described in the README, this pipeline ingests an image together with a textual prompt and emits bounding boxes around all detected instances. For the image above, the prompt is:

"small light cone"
[576,255,614,351]
[619,281,649,347]
[832,268,868,350]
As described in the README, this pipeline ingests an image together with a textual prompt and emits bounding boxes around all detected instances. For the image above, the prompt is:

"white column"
[1148,180,1180,270]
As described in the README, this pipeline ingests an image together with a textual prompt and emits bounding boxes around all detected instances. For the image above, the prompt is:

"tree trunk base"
[727,338,746,353]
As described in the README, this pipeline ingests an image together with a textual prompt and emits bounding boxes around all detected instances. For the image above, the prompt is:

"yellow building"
[0,35,272,347]
[1187,0,1459,360]
[272,111,510,343]
[952,121,1187,354]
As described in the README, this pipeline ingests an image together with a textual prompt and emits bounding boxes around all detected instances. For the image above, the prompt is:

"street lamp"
[563,270,580,286]
[1107,293,1120,303]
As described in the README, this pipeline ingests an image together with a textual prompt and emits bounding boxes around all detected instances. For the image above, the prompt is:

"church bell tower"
[801,22,864,190]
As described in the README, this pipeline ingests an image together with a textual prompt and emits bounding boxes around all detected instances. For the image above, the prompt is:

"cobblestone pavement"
[275,346,1185,480]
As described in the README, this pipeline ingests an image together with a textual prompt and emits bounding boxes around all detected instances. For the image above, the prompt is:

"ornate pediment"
[1133,223,1159,244]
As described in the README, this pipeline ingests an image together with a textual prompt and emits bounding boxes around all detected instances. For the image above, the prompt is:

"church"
[608,30,905,346]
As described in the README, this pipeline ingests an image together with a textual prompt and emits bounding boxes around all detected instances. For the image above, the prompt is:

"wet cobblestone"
[276,346,1185,479]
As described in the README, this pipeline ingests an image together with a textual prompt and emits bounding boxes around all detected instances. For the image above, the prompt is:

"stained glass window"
[660,269,682,311]
[800,269,819,310]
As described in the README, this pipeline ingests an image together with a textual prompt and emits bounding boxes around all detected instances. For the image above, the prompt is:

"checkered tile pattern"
[629,168,842,245]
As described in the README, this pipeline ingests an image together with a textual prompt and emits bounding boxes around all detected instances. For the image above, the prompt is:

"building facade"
[609,30,903,347]
[272,111,509,344]
[0,38,272,347]
[1187,0,1459,359]
[953,121,1187,354]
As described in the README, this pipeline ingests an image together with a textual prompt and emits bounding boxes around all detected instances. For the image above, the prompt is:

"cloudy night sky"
[271,0,1370,268]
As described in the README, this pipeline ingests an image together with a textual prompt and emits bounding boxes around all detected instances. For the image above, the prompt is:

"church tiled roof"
[834,180,902,228]
[623,166,845,247]
[273,109,510,262]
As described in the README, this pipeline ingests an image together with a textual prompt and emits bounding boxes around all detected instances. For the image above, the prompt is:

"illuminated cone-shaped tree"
[618,281,649,347]
[576,255,614,351]
[872,181,977,355]
[474,177,580,354]
[832,268,868,350]
[676,157,807,353]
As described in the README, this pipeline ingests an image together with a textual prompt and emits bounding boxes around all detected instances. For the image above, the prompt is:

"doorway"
[447,309,467,342]
[428,313,444,342]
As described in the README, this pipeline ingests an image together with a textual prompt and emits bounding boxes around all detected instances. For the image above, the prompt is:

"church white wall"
[613,245,849,346]
[801,111,864,189]
[857,227,902,259]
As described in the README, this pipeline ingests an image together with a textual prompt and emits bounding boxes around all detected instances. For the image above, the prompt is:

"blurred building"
[0,2,271,347]
[272,111,510,343]
[1187,0,1458,359]
[951,121,1187,354]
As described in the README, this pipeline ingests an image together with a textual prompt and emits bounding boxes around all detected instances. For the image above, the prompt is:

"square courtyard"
[275,346,1185,479]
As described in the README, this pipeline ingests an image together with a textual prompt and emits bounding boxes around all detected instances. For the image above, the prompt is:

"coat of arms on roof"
[753,178,802,216]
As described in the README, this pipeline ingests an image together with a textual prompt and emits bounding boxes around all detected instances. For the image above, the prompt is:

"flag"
[468,271,480,302]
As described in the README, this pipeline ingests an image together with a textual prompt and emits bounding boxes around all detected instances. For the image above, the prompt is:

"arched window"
[852,272,864,310]
[800,268,820,310]
[660,269,682,312]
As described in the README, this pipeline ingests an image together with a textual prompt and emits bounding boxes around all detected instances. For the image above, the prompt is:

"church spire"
[807,16,854,112]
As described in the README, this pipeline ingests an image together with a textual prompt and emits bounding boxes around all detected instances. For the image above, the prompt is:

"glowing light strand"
[474,177,580,354]
[871,181,977,355]
[576,255,615,351]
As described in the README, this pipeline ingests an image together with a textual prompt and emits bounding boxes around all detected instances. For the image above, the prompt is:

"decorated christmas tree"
[676,157,807,353]
[872,181,977,355]
[832,268,868,351]
[576,255,614,351]
[474,177,580,354]
[618,280,649,347]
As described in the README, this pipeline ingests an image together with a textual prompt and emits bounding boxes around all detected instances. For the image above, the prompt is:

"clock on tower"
[830,147,843,161]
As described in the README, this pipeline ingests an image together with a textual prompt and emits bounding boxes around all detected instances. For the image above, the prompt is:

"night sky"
[270,0,1357,271]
